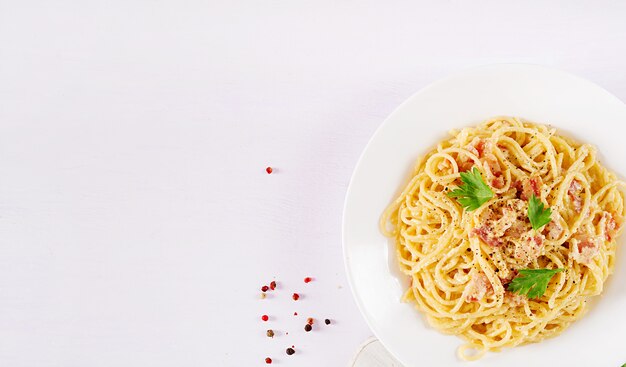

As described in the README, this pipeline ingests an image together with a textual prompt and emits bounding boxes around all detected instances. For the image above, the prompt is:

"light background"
[0,1,625,366]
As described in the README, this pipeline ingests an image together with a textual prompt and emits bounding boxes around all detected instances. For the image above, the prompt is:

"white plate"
[342,64,626,367]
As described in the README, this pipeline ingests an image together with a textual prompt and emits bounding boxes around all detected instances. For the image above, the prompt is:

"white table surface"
[1,1,626,366]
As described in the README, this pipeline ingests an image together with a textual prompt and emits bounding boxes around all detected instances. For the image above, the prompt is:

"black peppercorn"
[304,324,312,332]
[286,347,295,355]
[324,319,331,325]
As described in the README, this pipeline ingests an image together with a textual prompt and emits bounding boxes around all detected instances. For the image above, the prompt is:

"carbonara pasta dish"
[380,117,624,360]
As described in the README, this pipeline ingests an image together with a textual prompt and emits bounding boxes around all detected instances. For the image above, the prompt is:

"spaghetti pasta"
[380,117,624,360]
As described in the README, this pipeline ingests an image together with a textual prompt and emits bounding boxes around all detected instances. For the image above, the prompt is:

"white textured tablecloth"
[0,1,625,366]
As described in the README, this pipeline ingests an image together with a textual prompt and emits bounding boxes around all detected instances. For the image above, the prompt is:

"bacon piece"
[478,138,501,177]
[491,176,505,189]
[458,139,504,184]
[463,272,493,302]
[505,221,527,239]
[491,199,526,237]
[545,221,564,241]
[484,155,503,180]
[474,200,528,247]
[472,226,503,247]
[571,236,600,265]
[568,179,583,213]
[457,138,485,172]
[514,233,544,262]
[514,176,543,201]
[603,212,619,241]
[499,269,519,286]
[474,140,486,158]
[458,160,474,173]
[465,138,486,158]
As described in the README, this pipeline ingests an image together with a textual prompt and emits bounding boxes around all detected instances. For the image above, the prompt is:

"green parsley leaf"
[447,167,493,211]
[528,194,552,230]
[507,268,564,299]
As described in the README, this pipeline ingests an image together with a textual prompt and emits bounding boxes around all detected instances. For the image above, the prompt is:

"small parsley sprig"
[447,167,493,211]
[528,194,552,230]
[507,268,563,299]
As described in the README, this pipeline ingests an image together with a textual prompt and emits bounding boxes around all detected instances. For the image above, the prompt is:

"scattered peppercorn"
[266,329,274,338]
[269,281,276,290]
[325,319,331,325]
[262,315,269,322]
[304,277,313,283]
[307,317,314,325]
[292,293,300,301]
[266,167,273,174]
[265,357,272,364]
[261,285,269,292]
[304,324,312,332]
[293,312,298,316]
[286,347,295,355]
